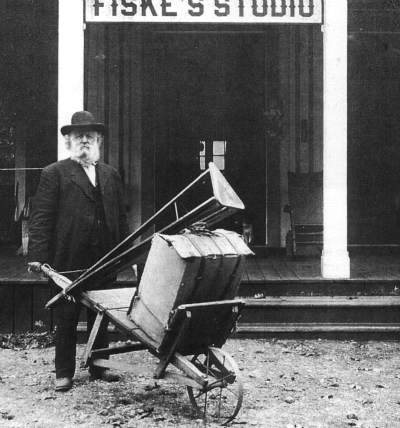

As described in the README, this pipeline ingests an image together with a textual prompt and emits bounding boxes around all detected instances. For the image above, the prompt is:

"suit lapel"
[69,159,95,202]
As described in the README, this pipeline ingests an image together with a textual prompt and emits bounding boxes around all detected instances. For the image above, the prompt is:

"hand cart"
[38,228,252,425]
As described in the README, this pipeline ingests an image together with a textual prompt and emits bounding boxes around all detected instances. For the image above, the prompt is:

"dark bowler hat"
[60,111,106,135]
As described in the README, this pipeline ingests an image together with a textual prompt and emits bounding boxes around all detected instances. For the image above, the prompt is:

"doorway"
[146,30,266,243]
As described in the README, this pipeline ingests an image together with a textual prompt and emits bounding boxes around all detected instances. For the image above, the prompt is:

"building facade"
[1,0,399,279]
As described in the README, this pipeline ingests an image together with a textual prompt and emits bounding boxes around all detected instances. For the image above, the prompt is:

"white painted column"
[58,0,85,160]
[321,0,350,278]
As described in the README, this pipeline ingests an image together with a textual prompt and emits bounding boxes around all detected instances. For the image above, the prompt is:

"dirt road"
[0,338,399,427]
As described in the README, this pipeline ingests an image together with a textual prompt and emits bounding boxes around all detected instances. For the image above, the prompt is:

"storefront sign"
[85,0,322,24]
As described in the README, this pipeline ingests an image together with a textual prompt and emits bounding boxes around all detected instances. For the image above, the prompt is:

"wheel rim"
[187,347,243,425]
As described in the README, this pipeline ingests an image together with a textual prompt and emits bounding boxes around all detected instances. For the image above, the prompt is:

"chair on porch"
[283,171,323,257]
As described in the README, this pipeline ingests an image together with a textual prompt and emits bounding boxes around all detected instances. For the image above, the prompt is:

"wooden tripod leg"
[82,311,105,368]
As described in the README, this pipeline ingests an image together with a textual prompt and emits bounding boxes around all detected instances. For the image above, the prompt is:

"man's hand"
[28,262,49,281]
[27,262,43,273]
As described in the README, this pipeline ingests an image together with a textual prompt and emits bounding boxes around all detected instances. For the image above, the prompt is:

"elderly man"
[28,111,129,391]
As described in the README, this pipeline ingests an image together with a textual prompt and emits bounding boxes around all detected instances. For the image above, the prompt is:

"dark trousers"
[54,299,109,379]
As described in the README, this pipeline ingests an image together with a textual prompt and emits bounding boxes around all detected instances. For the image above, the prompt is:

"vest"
[87,166,111,262]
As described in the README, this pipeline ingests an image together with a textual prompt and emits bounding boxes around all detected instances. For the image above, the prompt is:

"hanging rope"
[0,168,43,171]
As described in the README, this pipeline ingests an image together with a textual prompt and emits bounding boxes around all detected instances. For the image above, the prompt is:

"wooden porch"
[1,246,400,337]
[2,246,400,283]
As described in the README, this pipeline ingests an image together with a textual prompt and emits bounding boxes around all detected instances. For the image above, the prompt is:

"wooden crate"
[128,229,252,347]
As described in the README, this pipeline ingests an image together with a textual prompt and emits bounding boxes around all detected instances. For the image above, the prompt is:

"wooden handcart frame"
[40,270,245,425]
[31,163,250,424]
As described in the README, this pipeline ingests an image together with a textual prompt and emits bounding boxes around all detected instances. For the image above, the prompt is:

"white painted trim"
[58,0,85,160]
[321,0,350,278]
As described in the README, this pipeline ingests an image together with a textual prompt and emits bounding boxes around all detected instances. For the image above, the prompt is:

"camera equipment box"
[128,229,253,347]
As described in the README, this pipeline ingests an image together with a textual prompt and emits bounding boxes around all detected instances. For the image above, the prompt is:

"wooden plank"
[299,26,310,174]
[85,288,136,311]
[14,285,33,332]
[270,257,298,280]
[154,311,191,379]
[253,257,281,280]
[352,254,400,280]
[121,26,131,189]
[128,28,143,232]
[83,312,105,367]
[312,26,323,172]
[288,26,296,173]
[171,352,207,388]
[307,26,315,172]
[237,322,400,333]
[289,259,321,279]
[105,308,159,351]
[141,31,156,229]
[85,24,106,159]
[106,26,121,169]
[252,258,267,282]
[241,259,250,282]
[0,285,14,333]
[32,283,53,332]
[90,342,148,357]
[278,27,291,247]
[163,371,200,389]
[244,296,400,307]
[245,257,263,281]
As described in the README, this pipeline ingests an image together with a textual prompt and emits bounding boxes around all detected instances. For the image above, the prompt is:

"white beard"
[70,143,100,165]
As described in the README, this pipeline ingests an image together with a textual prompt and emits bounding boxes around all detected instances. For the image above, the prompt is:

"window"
[199,140,227,171]
[199,140,206,170]
[212,140,226,171]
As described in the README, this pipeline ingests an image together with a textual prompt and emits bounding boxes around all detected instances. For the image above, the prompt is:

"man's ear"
[64,134,71,149]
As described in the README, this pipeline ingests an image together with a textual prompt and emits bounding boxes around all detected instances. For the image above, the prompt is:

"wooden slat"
[0,285,14,333]
[237,323,400,333]
[32,283,53,331]
[245,256,263,281]
[14,285,33,333]
[252,258,267,282]
[312,26,323,171]
[252,257,281,280]
[106,26,121,169]
[171,352,208,387]
[90,342,148,357]
[287,258,321,279]
[299,26,310,173]
[83,311,105,367]
[270,257,299,280]
[85,24,105,145]
[129,29,143,232]
[245,296,400,307]
[85,287,136,311]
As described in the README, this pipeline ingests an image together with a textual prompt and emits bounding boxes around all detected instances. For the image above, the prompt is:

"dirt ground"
[0,337,400,428]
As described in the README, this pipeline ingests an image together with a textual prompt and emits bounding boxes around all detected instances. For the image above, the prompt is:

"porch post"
[58,0,85,160]
[321,0,350,278]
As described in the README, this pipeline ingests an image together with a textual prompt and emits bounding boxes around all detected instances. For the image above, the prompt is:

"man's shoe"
[55,377,73,392]
[90,369,120,382]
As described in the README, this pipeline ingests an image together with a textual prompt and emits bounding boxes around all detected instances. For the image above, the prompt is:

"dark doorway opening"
[145,30,266,243]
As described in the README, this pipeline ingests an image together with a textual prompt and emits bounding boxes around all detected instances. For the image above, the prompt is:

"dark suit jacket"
[28,158,129,272]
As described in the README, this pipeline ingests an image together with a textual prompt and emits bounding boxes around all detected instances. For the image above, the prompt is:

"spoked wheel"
[187,347,243,425]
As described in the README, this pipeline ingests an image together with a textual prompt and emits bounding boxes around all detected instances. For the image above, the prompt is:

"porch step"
[236,296,400,338]
[243,296,400,307]
[235,323,400,338]
[238,279,400,297]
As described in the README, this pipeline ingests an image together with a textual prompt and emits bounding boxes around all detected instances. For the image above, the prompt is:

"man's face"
[67,130,101,163]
